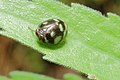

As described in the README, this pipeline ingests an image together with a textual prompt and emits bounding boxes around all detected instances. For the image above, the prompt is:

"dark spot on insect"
[55,28,63,36]
[46,33,54,44]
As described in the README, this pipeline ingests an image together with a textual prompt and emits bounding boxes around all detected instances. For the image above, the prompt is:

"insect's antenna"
[28,27,35,32]
[28,27,36,36]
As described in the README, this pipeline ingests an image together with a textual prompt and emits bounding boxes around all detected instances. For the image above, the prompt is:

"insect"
[36,19,67,44]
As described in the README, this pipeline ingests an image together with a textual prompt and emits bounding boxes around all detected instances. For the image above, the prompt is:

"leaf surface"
[0,0,120,80]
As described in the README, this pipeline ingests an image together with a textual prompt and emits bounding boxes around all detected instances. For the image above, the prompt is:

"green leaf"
[9,71,56,80]
[0,71,84,80]
[0,0,120,80]
[0,76,9,80]
[0,71,56,80]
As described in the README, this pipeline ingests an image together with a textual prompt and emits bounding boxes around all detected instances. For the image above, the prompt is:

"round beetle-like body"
[36,19,67,44]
